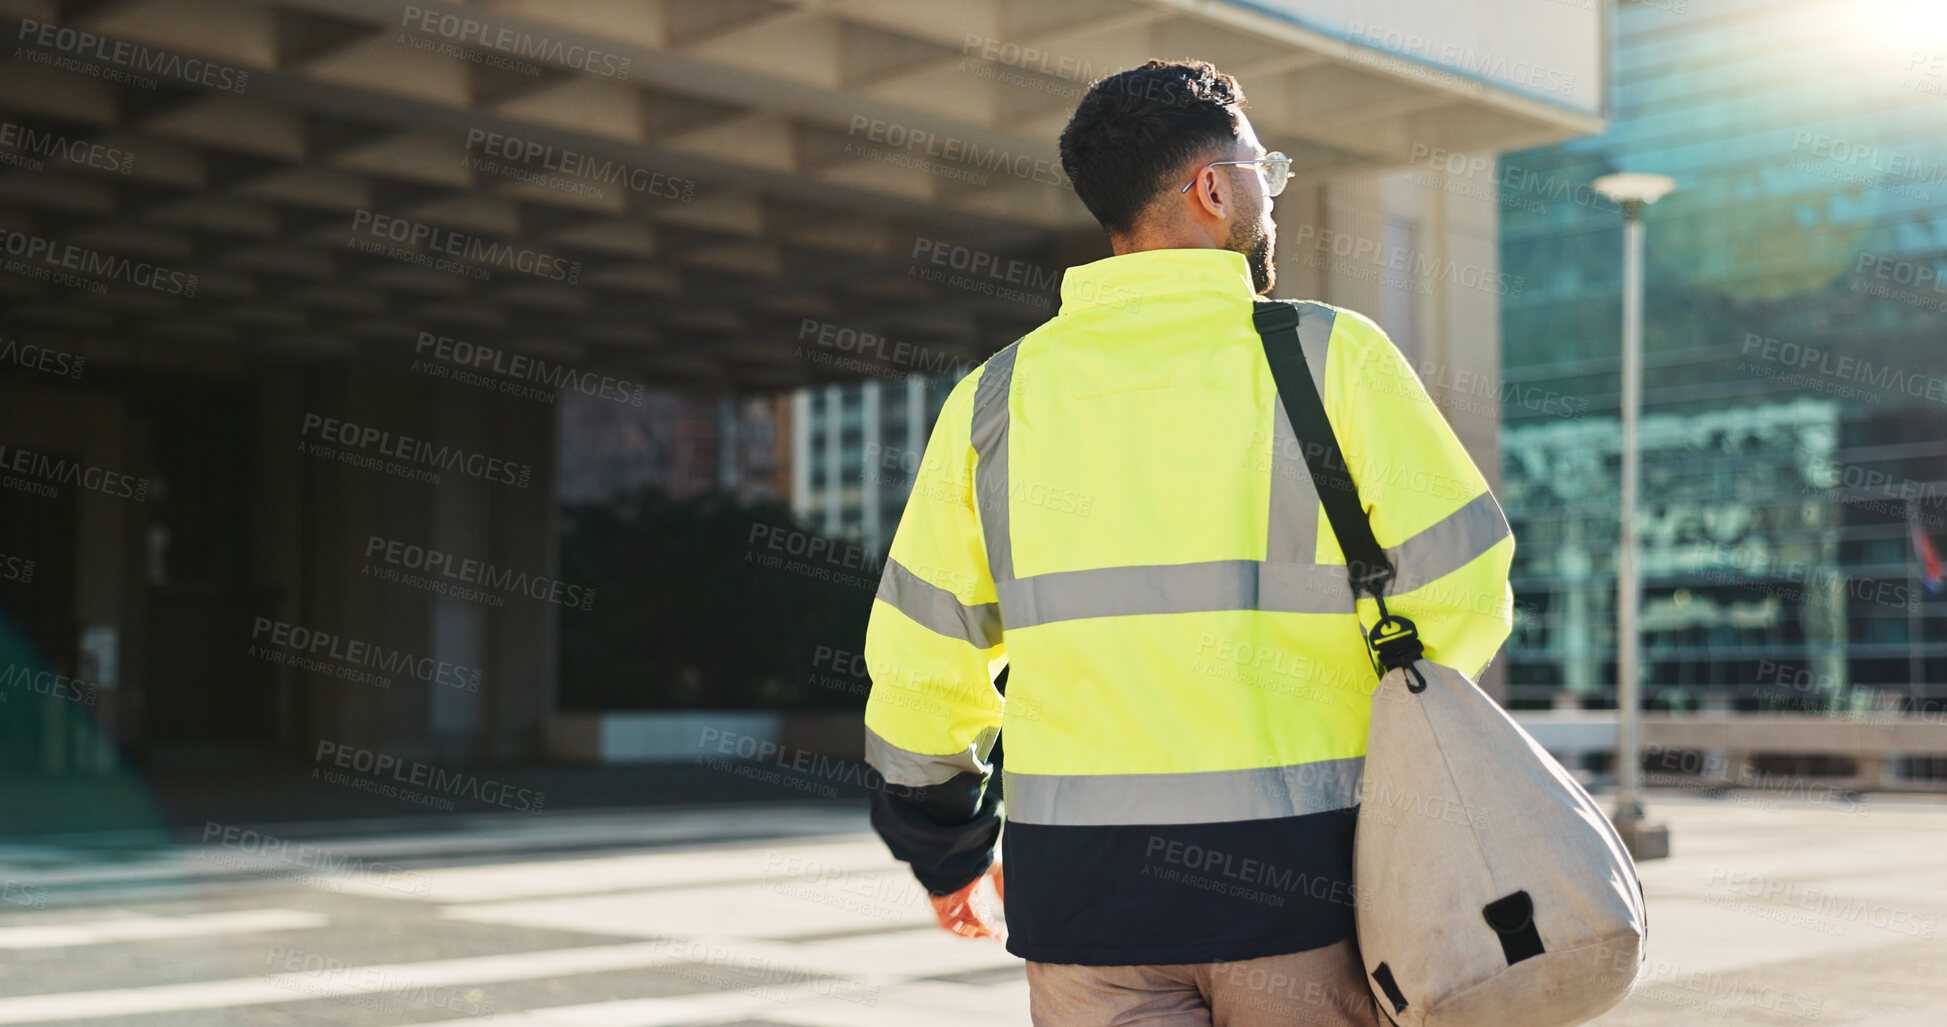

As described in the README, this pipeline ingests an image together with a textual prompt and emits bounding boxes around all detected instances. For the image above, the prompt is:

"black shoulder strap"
[1252,301,1428,684]
[1251,301,1392,598]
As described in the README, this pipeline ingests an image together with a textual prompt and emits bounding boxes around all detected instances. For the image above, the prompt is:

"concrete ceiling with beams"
[0,0,1601,394]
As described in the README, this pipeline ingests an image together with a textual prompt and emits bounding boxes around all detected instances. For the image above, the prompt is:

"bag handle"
[1251,301,1427,689]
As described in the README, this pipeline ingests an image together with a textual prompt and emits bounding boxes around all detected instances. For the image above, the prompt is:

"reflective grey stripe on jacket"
[971,340,1020,585]
[877,558,1003,648]
[878,491,1508,638]
[866,725,999,788]
[1003,756,1363,826]
[1387,491,1510,592]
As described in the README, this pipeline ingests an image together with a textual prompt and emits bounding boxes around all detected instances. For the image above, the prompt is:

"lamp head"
[1592,173,1678,206]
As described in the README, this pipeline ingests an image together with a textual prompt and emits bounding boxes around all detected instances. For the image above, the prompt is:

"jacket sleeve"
[1330,310,1515,678]
[862,367,1008,895]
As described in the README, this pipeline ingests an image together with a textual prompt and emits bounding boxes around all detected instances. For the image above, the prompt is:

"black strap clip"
[1367,596,1427,693]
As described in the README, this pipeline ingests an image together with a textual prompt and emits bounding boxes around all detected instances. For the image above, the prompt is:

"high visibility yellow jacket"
[863,247,1513,965]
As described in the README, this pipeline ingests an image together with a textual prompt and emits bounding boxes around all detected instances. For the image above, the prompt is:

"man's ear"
[1187,164,1231,221]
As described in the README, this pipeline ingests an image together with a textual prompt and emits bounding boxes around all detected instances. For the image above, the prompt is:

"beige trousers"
[1026,937,1384,1027]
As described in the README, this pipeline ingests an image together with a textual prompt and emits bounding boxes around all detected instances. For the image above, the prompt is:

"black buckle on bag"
[1367,597,1427,693]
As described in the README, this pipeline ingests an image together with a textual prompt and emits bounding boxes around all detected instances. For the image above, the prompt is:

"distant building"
[1497,0,1947,716]
[790,376,956,555]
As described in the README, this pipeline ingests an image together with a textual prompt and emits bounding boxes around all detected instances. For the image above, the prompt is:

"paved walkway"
[0,791,1940,1025]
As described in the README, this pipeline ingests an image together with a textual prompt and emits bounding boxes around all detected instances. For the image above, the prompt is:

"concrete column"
[291,352,559,767]
[427,385,487,760]
[482,388,559,764]
[254,365,306,750]
[0,382,140,772]
[1271,182,1325,301]
[1318,175,1387,317]
[297,356,392,756]
[1380,215,1423,356]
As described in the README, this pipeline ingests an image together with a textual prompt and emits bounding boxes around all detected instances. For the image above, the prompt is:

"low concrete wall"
[548,709,1946,790]
[1513,712,1947,791]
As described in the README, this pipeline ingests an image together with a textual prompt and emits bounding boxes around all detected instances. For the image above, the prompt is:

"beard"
[1226,203,1276,295]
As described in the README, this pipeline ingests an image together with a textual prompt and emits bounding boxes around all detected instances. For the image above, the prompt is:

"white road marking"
[0,908,327,949]
[0,940,693,1023]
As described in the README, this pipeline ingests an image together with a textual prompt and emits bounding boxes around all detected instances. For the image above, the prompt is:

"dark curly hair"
[1057,60,1248,236]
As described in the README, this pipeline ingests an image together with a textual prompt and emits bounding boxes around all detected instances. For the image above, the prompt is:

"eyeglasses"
[1180,151,1291,198]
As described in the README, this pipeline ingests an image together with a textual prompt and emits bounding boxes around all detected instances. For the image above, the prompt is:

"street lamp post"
[1592,173,1677,862]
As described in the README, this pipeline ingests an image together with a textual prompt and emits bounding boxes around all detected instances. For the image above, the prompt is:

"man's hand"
[929,863,1006,941]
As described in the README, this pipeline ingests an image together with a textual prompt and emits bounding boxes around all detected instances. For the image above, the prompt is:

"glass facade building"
[1496,0,1947,720]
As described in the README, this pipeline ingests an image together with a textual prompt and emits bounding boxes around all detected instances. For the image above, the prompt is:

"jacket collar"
[1058,247,1256,316]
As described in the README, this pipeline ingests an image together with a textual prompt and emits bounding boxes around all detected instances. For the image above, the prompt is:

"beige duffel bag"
[1254,302,1645,1026]
[1354,657,1646,1026]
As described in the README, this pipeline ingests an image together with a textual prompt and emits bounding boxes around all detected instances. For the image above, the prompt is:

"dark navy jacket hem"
[997,808,1361,965]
